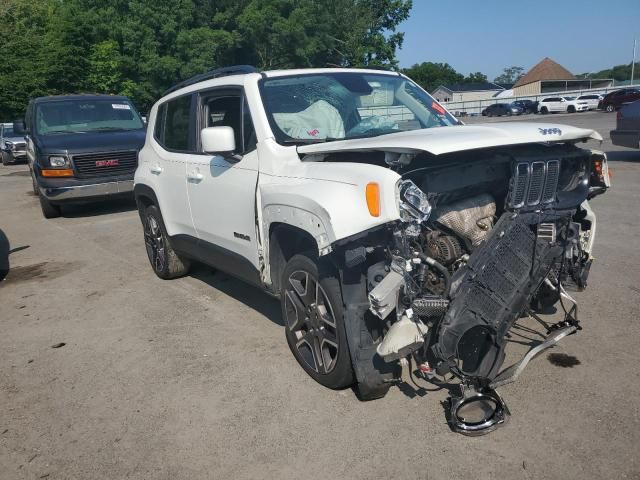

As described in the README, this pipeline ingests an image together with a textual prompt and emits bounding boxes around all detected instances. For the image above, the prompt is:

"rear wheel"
[38,193,61,219]
[605,104,615,113]
[567,105,576,113]
[540,107,548,114]
[142,204,190,279]
[282,253,353,389]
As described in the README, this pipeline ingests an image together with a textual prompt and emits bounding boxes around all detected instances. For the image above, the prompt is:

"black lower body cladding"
[431,211,570,380]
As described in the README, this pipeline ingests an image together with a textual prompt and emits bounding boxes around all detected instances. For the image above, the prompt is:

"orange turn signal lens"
[41,169,74,177]
[365,182,380,217]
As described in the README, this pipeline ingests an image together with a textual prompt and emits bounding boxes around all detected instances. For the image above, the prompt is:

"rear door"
[185,87,261,282]
[146,94,197,237]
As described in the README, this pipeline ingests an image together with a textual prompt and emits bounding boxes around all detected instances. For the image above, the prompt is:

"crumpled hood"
[297,122,602,157]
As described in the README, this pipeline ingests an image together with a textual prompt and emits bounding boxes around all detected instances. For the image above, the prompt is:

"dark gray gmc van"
[15,94,146,218]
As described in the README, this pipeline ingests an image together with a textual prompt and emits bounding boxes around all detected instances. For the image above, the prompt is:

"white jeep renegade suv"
[135,66,609,434]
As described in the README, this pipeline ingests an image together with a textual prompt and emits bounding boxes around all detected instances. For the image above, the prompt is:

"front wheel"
[282,254,353,389]
[1,151,11,166]
[605,104,615,113]
[142,204,190,279]
[38,193,61,219]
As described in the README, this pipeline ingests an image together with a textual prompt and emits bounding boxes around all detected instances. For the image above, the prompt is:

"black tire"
[30,169,38,195]
[540,107,548,114]
[281,253,354,389]
[605,104,615,113]
[1,151,11,166]
[141,204,190,279]
[38,193,61,219]
[567,105,576,113]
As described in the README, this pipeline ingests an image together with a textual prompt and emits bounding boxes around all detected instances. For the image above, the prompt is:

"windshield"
[3,127,15,137]
[35,99,144,135]
[260,72,458,144]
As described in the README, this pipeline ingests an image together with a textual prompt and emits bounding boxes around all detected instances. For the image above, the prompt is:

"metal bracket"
[490,325,577,389]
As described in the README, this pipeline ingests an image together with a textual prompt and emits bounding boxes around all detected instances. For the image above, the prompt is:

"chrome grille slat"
[526,161,545,205]
[72,150,138,177]
[509,159,561,208]
[542,160,560,202]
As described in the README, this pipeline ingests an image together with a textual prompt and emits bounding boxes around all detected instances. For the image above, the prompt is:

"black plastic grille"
[72,150,138,177]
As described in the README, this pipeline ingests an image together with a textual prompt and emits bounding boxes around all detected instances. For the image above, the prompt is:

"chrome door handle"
[150,165,163,174]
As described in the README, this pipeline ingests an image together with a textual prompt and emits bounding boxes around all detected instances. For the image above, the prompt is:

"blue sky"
[397,0,640,80]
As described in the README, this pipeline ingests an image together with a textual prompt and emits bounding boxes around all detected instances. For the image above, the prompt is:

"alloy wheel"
[144,214,166,273]
[284,270,339,374]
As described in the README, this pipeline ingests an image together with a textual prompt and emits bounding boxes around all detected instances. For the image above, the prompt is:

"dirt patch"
[2,261,81,285]
[547,353,581,368]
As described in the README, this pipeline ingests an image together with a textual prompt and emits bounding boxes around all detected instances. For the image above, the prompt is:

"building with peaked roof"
[432,82,505,103]
[513,57,613,96]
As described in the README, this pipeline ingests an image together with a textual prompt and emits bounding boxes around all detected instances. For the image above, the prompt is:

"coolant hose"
[417,253,451,298]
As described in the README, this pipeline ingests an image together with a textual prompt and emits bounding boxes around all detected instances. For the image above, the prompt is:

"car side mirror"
[201,126,236,156]
[12,119,26,135]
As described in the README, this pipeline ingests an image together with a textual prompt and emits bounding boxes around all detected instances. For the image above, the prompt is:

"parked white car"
[538,96,589,114]
[576,94,603,111]
[134,66,610,435]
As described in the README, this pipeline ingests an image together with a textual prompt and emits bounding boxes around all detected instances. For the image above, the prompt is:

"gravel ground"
[1,111,639,480]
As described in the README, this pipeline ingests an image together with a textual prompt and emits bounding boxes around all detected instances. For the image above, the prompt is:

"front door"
[186,89,261,281]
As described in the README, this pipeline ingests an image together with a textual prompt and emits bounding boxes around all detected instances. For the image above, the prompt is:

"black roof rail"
[163,65,259,96]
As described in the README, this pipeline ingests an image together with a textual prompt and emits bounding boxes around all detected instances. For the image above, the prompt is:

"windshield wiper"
[90,127,128,132]
[282,138,329,146]
[45,130,88,135]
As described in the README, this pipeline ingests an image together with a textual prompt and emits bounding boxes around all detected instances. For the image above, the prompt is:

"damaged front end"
[338,144,610,435]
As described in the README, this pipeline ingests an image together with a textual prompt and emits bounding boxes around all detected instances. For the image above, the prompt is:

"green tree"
[0,0,415,120]
[463,71,488,83]
[494,66,524,84]
[402,62,464,92]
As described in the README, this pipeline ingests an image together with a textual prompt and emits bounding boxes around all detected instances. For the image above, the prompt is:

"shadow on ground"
[60,197,138,218]
[189,264,283,327]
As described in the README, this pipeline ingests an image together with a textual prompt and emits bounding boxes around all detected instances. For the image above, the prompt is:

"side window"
[154,103,166,143]
[202,93,256,154]
[158,95,191,151]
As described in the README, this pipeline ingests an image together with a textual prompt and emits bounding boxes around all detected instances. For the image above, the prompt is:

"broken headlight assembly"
[398,179,431,222]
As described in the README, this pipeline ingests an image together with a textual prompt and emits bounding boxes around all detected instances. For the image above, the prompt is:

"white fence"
[440,85,630,117]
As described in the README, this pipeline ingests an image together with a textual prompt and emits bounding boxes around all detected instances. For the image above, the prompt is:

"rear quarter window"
[155,95,192,152]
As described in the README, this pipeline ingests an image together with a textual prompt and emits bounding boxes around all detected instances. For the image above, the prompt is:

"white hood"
[297,122,602,157]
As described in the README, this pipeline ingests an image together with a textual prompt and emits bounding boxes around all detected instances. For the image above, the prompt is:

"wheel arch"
[267,222,319,295]
[133,183,159,215]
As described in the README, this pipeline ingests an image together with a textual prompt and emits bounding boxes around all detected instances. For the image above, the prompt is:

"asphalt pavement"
[1,110,639,479]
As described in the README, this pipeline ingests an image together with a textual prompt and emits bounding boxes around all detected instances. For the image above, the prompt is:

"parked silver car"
[1,122,27,165]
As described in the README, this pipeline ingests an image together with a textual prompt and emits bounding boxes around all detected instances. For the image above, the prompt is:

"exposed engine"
[357,143,610,435]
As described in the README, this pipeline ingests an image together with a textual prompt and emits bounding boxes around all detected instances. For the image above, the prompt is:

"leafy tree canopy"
[577,62,640,81]
[494,66,524,84]
[401,62,489,92]
[0,0,412,119]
